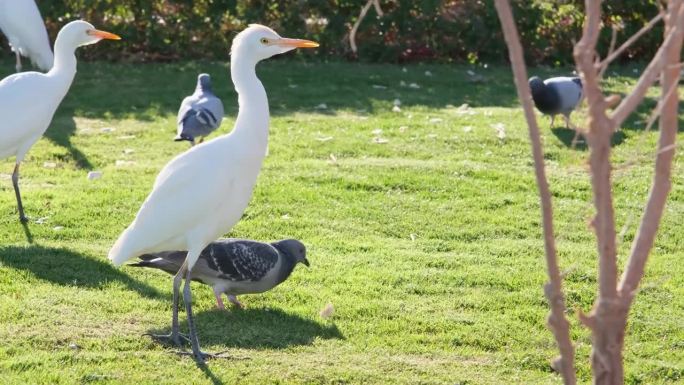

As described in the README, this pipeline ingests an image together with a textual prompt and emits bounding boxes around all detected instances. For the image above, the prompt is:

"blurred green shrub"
[12,0,664,64]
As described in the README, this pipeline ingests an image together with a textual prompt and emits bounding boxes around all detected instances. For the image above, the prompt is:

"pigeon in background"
[130,238,309,309]
[528,76,583,128]
[174,73,225,145]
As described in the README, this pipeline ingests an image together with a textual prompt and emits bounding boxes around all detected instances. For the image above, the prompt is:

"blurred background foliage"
[2,0,664,64]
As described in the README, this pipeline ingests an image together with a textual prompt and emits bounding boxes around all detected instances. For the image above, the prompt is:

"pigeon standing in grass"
[130,239,309,309]
[174,73,224,145]
[528,76,583,128]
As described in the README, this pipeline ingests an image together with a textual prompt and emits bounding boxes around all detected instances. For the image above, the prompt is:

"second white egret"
[108,24,318,363]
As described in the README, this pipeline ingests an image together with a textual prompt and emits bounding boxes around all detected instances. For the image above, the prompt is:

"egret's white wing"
[0,72,58,159]
[0,0,53,71]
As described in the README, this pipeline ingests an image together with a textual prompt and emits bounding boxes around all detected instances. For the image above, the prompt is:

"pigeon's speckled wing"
[203,239,279,282]
[177,93,225,139]
[545,77,582,115]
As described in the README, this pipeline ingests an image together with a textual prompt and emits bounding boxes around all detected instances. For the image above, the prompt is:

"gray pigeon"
[174,73,225,145]
[528,76,583,128]
[130,238,309,309]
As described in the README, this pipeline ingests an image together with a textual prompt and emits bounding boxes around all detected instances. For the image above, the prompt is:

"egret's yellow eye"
[260,38,269,45]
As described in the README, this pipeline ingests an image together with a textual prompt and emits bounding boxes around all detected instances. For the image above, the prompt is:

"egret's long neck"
[230,53,269,147]
[47,35,77,92]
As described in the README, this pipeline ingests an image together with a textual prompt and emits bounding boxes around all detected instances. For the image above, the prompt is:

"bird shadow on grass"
[0,245,160,298]
[45,113,93,170]
[551,127,626,151]
[149,307,343,350]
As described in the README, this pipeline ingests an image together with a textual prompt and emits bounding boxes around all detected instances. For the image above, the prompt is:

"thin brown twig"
[494,1,576,383]
[619,0,684,303]
[612,8,684,128]
[598,12,665,77]
[349,0,384,54]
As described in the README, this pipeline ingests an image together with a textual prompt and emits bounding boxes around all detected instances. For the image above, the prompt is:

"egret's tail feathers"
[108,228,141,266]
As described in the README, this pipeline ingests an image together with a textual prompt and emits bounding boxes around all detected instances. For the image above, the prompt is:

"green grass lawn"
[0,58,682,384]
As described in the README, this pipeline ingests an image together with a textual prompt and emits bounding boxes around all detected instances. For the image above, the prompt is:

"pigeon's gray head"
[528,76,545,95]
[231,24,319,62]
[273,239,309,267]
[197,73,212,91]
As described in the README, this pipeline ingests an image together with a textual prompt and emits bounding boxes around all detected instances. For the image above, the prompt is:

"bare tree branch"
[494,1,576,383]
[611,7,684,128]
[619,0,684,303]
[598,12,665,78]
[349,0,384,55]
[576,0,619,303]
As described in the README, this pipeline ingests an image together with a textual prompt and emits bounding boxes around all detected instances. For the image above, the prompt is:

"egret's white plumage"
[0,0,54,72]
[0,20,120,222]
[109,24,319,271]
[108,24,318,363]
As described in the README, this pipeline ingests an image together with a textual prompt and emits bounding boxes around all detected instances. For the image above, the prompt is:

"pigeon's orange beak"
[274,38,319,49]
[87,29,122,40]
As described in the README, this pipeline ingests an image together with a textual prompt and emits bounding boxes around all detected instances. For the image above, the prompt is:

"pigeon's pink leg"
[228,295,244,309]
[213,287,225,310]
[550,115,556,128]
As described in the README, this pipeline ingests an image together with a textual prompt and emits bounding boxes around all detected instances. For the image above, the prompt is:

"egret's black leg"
[12,163,28,223]
[181,267,231,363]
[183,267,205,363]
[144,260,189,345]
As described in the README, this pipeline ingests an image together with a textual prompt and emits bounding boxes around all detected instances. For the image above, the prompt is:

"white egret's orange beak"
[274,38,319,48]
[87,29,122,40]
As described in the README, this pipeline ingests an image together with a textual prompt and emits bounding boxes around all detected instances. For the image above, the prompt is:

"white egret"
[0,20,120,222]
[0,0,54,72]
[108,24,318,362]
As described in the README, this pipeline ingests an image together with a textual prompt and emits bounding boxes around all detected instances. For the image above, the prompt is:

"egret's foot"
[19,214,28,223]
[143,332,190,346]
[177,350,234,363]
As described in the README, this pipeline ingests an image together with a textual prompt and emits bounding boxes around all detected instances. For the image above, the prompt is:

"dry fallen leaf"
[408,82,421,89]
[328,153,338,165]
[463,126,473,133]
[43,162,57,169]
[315,136,334,142]
[429,118,443,124]
[492,123,506,139]
[373,137,389,144]
[87,171,102,180]
[372,128,383,135]
[315,103,328,110]
[320,303,335,319]
[115,160,136,167]
[100,127,115,133]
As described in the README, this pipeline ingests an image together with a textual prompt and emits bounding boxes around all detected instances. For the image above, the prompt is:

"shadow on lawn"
[45,113,93,170]
[551,127,626,150]
[149,307,343,349]
[0,245,160,298]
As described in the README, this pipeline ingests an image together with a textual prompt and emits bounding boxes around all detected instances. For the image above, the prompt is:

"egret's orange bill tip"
[276,38,319,48]
[88,29,122,40]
